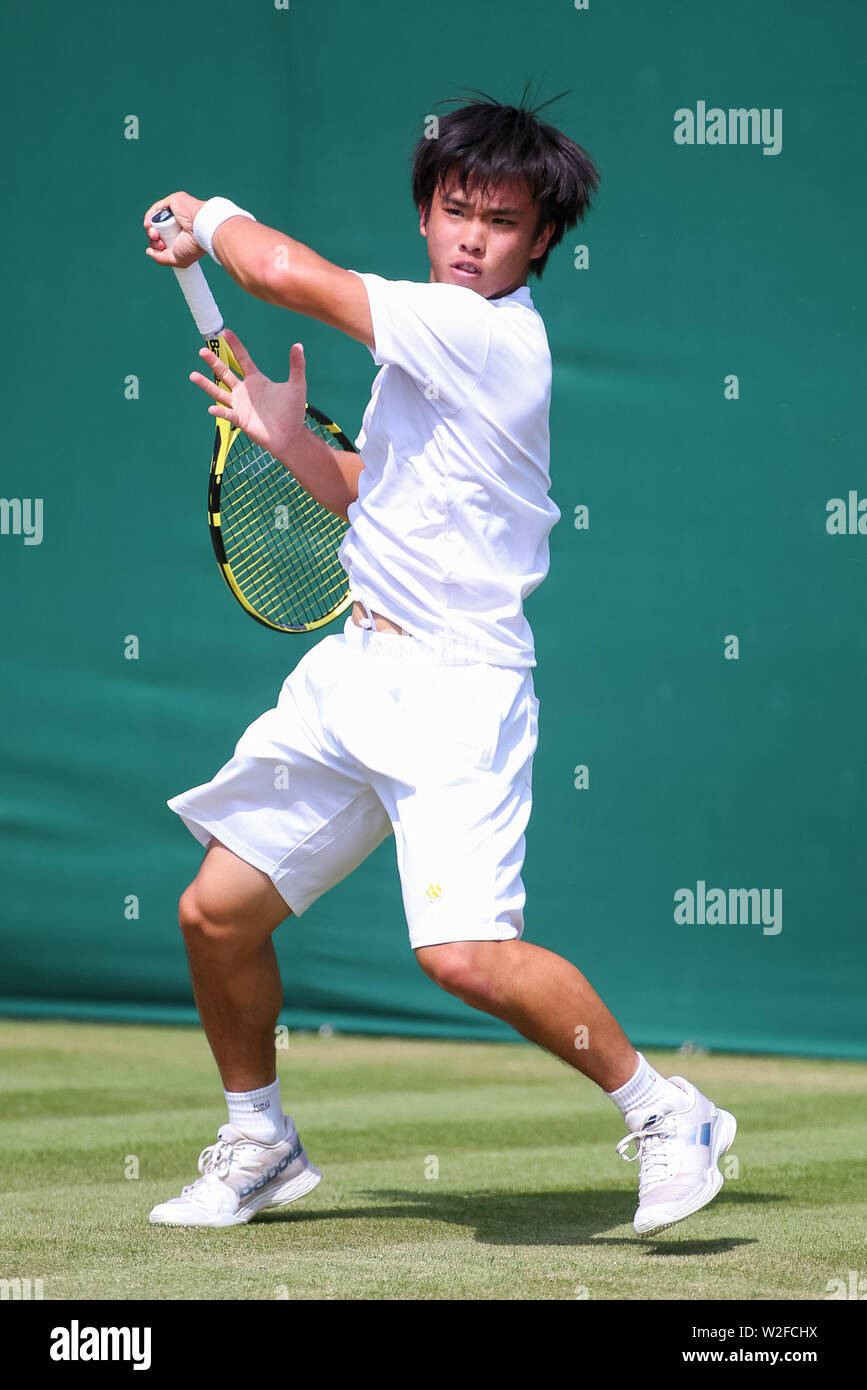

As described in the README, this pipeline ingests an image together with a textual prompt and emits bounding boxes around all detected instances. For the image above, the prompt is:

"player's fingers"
[198,347,238,389]
[189,371,233,408]
[222,328,255,374]
[143,198,176,236]
[289,342,306,379]
[144,195,182,228]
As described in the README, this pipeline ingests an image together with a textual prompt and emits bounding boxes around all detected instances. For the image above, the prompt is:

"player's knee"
[178,883,228,944]
[416,942,500,1007]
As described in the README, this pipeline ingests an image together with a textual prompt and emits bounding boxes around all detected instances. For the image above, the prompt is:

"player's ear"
[531,219,556,259]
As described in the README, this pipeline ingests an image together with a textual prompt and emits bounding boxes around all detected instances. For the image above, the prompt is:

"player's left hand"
[144,191,206,268]
[190,328,308,464]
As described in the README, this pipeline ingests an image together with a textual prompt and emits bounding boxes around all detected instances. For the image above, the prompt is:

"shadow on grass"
[256,1184,766,1251]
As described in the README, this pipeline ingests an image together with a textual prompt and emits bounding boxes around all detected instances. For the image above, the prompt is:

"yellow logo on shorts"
[426,883,443,902]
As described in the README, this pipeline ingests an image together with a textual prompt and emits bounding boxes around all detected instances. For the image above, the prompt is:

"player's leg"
[390,655,736,1238]
[167,624,390,1110]
[179,837,291,1093]
[152,626,392,1227]
[416,936,736,1236]
[414,937,637,1090]
[150,839,323,1228]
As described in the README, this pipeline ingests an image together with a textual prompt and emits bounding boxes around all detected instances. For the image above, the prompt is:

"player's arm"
[143,190,374,351]
[275,427,363,522]
[215,219,375,353]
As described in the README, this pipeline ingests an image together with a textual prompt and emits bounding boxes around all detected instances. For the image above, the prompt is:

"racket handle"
[151,207,224,340]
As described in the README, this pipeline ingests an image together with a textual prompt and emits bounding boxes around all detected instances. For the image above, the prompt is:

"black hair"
[410,83,600,279]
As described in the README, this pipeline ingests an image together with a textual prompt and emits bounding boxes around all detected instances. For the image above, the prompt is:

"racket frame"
[151,207,355,633]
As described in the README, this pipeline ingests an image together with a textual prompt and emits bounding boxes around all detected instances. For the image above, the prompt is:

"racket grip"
[151,208,224,340]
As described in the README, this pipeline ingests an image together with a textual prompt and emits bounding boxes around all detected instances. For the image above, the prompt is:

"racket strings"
[217,421,350,630]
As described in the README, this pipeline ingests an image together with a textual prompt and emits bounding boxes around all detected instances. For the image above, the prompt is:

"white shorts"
[168,612,539,950]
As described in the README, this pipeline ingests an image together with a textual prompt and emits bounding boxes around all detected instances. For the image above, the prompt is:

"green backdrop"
[1,1,863,1056]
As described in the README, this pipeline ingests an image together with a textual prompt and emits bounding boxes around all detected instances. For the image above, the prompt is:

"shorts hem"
[408,925,523,950]
[167,800,307,916]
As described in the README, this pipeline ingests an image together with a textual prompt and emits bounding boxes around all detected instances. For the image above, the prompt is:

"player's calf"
[177,842,289,1092]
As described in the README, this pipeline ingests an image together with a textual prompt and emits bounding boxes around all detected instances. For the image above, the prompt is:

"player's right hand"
[144,191,206,268]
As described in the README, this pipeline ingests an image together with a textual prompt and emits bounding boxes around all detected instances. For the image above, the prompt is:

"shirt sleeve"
[347,270,492,414]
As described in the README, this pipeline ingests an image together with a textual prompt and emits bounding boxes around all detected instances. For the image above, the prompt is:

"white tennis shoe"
[149,1115,322,1228]
[616,1076,737,1237]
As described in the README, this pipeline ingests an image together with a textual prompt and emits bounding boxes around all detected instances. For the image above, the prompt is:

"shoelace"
[179,1138,237,1197]
[615,1115,678,1195]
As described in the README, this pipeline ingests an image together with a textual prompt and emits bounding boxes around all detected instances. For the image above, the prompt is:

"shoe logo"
[237,1140,302,1200]
[684,1122,712,1146]
[426,883,443,902]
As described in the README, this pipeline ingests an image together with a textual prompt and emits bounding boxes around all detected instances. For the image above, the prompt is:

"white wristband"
[193,196,256,266]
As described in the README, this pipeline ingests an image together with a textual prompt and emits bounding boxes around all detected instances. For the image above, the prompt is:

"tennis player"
[143,93,737,1235]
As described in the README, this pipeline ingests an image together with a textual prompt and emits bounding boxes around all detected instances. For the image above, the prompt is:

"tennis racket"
[152,206,355,633]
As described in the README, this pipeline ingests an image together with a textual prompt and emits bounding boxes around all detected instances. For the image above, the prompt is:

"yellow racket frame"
[205,334,355,634]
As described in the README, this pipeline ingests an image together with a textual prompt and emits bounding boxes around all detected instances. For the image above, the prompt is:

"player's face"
[420,172,554,299]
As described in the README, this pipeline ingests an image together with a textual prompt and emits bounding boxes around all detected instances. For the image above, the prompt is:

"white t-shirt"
[338,271,561,667]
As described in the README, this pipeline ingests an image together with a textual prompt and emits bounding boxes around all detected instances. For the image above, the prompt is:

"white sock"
[224,1078,284,1143]
[606,1053,685,1131]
